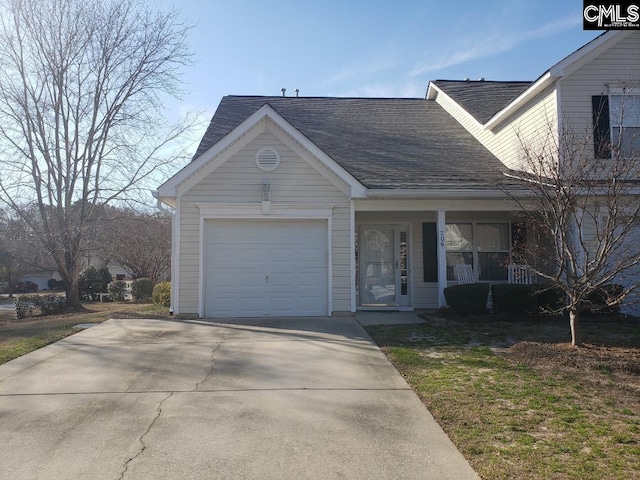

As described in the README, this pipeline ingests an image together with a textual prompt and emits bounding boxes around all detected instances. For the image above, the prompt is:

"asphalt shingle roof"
[432,80,532,124]
[193,95,518,190]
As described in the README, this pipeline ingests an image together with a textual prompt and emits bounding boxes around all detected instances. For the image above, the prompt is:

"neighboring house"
[20,270,60,291]
[156,30,639,318]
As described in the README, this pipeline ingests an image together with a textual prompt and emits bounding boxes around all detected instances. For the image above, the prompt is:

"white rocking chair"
[454,264,475,284]
[508,264,535,284]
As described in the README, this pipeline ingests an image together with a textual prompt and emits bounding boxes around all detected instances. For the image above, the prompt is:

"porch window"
[477,223,510,281]
[446,222,510,281]
[445,223,473,281]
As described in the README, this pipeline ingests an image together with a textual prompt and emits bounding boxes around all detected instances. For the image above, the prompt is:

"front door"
[358,225,410,307]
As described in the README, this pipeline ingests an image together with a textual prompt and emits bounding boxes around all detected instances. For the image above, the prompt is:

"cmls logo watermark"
[583,1,640,29]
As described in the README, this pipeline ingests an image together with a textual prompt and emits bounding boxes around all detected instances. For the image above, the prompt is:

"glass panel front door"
[358,225,410,307]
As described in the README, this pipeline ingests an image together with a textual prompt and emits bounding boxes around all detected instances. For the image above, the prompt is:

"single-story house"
[155,30,640,318]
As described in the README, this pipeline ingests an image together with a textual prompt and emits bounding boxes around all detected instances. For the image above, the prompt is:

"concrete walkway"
[0,317,478,479]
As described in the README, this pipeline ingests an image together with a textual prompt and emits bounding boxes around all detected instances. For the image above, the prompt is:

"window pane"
[612,126,640,157]
[445,223,472,251]
[610,95,640,127]
[477,223,509,251]
[478,252,509,281]
[446,252,473,281]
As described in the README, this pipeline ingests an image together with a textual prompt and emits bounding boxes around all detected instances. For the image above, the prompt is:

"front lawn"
[366,314,640,480]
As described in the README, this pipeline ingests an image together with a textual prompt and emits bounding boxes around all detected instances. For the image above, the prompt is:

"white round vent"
[255,147,280,172]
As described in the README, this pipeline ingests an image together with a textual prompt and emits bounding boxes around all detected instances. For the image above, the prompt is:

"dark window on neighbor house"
[116,274,125,281]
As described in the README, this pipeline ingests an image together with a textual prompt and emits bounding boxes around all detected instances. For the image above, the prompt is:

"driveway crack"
[195,331,227,391]
[118,391,173,480]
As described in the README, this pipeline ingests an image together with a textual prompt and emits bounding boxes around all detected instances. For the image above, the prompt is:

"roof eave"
[364,188,527,199]
[483,72,556,130]
[483,31,631,130]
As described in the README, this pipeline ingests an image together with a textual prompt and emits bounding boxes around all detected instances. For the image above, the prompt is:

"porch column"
[437,210,447,307]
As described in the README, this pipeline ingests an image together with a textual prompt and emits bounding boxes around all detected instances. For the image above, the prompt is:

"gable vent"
[255,147,280,172]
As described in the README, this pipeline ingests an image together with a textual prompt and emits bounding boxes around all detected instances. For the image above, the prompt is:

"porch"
[354,205,529,311]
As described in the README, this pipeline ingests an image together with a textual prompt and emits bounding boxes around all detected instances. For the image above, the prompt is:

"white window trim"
[445,222,512,282]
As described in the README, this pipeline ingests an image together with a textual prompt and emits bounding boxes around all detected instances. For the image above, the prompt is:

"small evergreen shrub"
[152,281,171,307]
[131,278,154,302]
[79,266,111,300]
[15,294,66,319]
[108,281,127,302]
[38,294,67,315]
[47,278,58,290]
[14,295,37,319]
[444,283,490,315]
[491,284,539,313]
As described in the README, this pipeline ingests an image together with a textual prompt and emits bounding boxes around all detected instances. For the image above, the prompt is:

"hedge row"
[444,283,621,316]
[15,294,66,319]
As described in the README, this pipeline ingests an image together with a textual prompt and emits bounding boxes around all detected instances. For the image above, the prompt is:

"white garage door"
[204,220,328,317]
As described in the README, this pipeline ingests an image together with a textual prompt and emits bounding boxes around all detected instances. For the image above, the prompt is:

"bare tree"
[0,208,53,296]
[97,207,171,283]
[507,97,640,347]
[0,0,193,308]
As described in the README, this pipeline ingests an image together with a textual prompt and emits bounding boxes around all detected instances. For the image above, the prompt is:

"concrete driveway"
[0,316,478,479]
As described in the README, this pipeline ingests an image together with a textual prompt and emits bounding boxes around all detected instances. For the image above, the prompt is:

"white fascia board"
[484,72,556,130]
[156,105,273,198]
[365,188,514,199]
[157,103,367,200]
[549,30,631,77]
[262,105,367,198]
[425,82,438,100]
[484,31,630,131]
[426,82,485,130]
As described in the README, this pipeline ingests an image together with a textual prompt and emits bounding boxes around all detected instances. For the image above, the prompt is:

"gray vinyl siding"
[560,31,640,152]
[178,129,351,315]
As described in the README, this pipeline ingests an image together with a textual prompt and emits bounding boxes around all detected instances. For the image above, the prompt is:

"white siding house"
[157,30,639,319]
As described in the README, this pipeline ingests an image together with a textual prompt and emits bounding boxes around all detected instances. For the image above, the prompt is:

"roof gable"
[156,103,366,201]
[189,96,511,191]
[428,31,636,130]
[429,80,532,124]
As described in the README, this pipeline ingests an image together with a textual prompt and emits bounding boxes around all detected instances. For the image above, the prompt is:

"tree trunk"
[569,307,582,347]
[65,276,81,310]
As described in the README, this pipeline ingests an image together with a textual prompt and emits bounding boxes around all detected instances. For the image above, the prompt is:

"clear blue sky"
[158,0,600,125]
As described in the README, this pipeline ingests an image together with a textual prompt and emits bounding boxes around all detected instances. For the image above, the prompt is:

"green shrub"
[131,278,154,302]
[15,294,66,319]
[152,281,171,307]
[79,266,111,300]
[444,283,490,315]
[47,278,57,290]
[14,295,37,319]
[491,284,539,313]
[108,281,126,302]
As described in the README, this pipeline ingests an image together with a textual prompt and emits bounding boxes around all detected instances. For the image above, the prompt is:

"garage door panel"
[204,220,328,317]
[268,273,295,288]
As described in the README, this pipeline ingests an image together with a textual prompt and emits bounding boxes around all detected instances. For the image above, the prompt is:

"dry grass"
[366,314,640,480]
